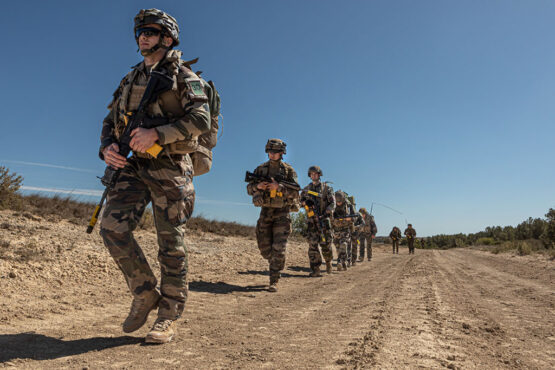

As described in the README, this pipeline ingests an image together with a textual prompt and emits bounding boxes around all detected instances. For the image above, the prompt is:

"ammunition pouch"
[333,218,354,230]
[191,145,213,176]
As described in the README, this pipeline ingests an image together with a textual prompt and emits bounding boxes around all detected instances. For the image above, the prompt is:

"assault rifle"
[86,71,174,234]
[302,190,331,243]
[244,171,300,198]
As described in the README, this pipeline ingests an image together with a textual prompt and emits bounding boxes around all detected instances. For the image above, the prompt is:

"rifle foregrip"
[146,143,163,158]
[86,205,101,234]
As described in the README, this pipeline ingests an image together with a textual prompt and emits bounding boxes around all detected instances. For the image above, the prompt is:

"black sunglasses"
[135,27,162,39]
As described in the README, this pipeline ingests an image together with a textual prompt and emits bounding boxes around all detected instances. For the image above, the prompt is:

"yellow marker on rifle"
[304,205,315,218]
[270,189,283,198]
[307,190,320,197]
[124,112,164,158]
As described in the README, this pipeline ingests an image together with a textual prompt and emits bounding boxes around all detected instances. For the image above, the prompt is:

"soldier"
[332,191,358,271]
[358,208,377,261]
[98,9,212,344]
[246,139,300,292]
[300,166,335,276]
[346,195,364,267]
[405,224,417,254]
[389,226,402,254]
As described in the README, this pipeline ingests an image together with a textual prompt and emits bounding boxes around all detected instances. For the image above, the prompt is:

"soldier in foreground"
[358,208,377,261]
[300,166,335,276]
[405,224,417,254]
[332,191,357,271]
[246,139,300,292]
[390,226,402,254]
[98,9,211,344]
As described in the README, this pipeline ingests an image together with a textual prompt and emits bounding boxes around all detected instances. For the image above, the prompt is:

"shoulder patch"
[185,77,208,102]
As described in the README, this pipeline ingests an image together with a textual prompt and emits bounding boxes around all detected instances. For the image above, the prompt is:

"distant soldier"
[346,195,364,267]
[332,191,358,271]
[358,208,377,261]
[246,139,300,292]
[300,166,335,276]
[420,238,426,249]
[405,224,417,254]
[389,226,402,254]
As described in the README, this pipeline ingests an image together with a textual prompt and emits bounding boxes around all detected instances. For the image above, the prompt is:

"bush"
[0,166,23,209]
[540,208,555,249]
[516,241,532,256]
[476,237,496,246]
[291,211,307,236]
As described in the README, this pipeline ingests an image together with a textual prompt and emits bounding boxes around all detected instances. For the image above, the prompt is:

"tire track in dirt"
[433,249,555,369]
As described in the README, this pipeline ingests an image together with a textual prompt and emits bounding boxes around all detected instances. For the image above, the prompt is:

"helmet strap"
[137,35,170,56]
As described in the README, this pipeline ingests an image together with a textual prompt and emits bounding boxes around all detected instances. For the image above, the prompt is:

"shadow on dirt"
[286,265,312,273]
[189,281,268,294]
[0,333,142,363]
[237,270,311,278]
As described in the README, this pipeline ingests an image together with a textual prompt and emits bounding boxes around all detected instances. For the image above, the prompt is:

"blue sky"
[1,0,553,236]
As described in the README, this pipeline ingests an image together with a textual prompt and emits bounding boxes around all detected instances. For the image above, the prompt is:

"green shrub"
[477,237,495,246]
[0,166,23,209]
[516,241,532,256]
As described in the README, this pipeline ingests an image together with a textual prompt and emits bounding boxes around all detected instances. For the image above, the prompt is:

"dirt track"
[1,210,554,369]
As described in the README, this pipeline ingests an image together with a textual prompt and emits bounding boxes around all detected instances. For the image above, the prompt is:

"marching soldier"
[246,139,300,292]
[98,9,212,344]
[300,166,335,276]
[405,224,417,254]
[332,191,358,271]
[389,226,402,254]
[358,208,377,261]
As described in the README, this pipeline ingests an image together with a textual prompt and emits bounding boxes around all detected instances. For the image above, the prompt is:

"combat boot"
[268,275,279,292]
[342,261,347,270]
[336,262,343,271]
[352,259,356,266]
[325,261,332,274]
[145,318,176,344]
[122,290,161,333]
[309,266,322,277]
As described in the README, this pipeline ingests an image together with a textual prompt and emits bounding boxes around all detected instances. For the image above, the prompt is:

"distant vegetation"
[0,166,255,238]
[419,210,555,257]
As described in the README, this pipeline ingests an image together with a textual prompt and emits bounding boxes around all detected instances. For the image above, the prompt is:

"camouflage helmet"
[134,8,180,47]
[265,138,286,154]
[334,190,345,202]
[359,207,367,213]
[307,165,323,177]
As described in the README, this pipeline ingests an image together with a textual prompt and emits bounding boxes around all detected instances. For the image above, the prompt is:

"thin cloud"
[1,160,98,173]
[20,186,103,197]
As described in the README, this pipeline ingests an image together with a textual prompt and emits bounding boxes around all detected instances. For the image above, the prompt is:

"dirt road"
[1,210,554,369]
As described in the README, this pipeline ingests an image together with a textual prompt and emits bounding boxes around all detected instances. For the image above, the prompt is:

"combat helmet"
[307,165,323,177]
[359,207,367,214]
[265,138,286,154]
[335,190,345,203]
[134,9,180,54]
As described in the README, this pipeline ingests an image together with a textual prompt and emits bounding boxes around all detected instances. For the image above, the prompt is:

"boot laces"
[153,318,173,331]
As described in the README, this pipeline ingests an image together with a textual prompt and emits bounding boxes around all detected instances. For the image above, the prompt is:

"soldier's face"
[268,152,282,161]
[138,24,162,51]
[310,172,320,182]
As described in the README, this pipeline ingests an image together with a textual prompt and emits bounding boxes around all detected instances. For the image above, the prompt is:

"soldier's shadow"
[188,281,267,294]
[237,269,311,278]
[0,332,142,363]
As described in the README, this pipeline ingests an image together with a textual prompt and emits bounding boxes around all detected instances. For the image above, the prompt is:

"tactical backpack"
[182,58,222,176]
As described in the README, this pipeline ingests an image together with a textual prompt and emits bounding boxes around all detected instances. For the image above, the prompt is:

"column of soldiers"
[94,7,417,345]
[388,224,418,254]
[246,139,382,285]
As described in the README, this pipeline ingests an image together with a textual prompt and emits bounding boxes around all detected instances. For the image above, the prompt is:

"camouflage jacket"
[333,200,359,230]
[300,181,335,217]
[246,160,299,209]
[404,227,417,239]
[360,210,378,236]
[389,228,402,240]
[100,50,210,159]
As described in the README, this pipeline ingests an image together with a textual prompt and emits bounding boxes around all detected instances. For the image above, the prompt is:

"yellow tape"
[88,205,100,227]
[146,143,163,158]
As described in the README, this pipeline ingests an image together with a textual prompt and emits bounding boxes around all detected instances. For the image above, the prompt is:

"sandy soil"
[0,209,554,369]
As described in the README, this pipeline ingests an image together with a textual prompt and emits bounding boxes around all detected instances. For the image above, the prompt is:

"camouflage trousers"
[392,239,399,254]
[333,229,350,264]
[359,233,373,260]
[408,238,415,254]
[100,156,194,320]
[348,233,359,264]
[256,207,291,279]
[306,222,333,270]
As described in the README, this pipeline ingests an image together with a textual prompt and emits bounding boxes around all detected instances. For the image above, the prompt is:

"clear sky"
[1,0,554,236]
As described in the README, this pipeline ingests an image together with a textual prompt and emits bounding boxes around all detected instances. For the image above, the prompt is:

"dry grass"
[6,193,255,239]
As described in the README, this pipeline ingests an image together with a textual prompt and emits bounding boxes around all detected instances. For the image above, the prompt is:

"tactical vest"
[111,52,204,158]
[255,161,297,209]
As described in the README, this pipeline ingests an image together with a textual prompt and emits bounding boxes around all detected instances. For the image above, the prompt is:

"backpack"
[182,58,222,176]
